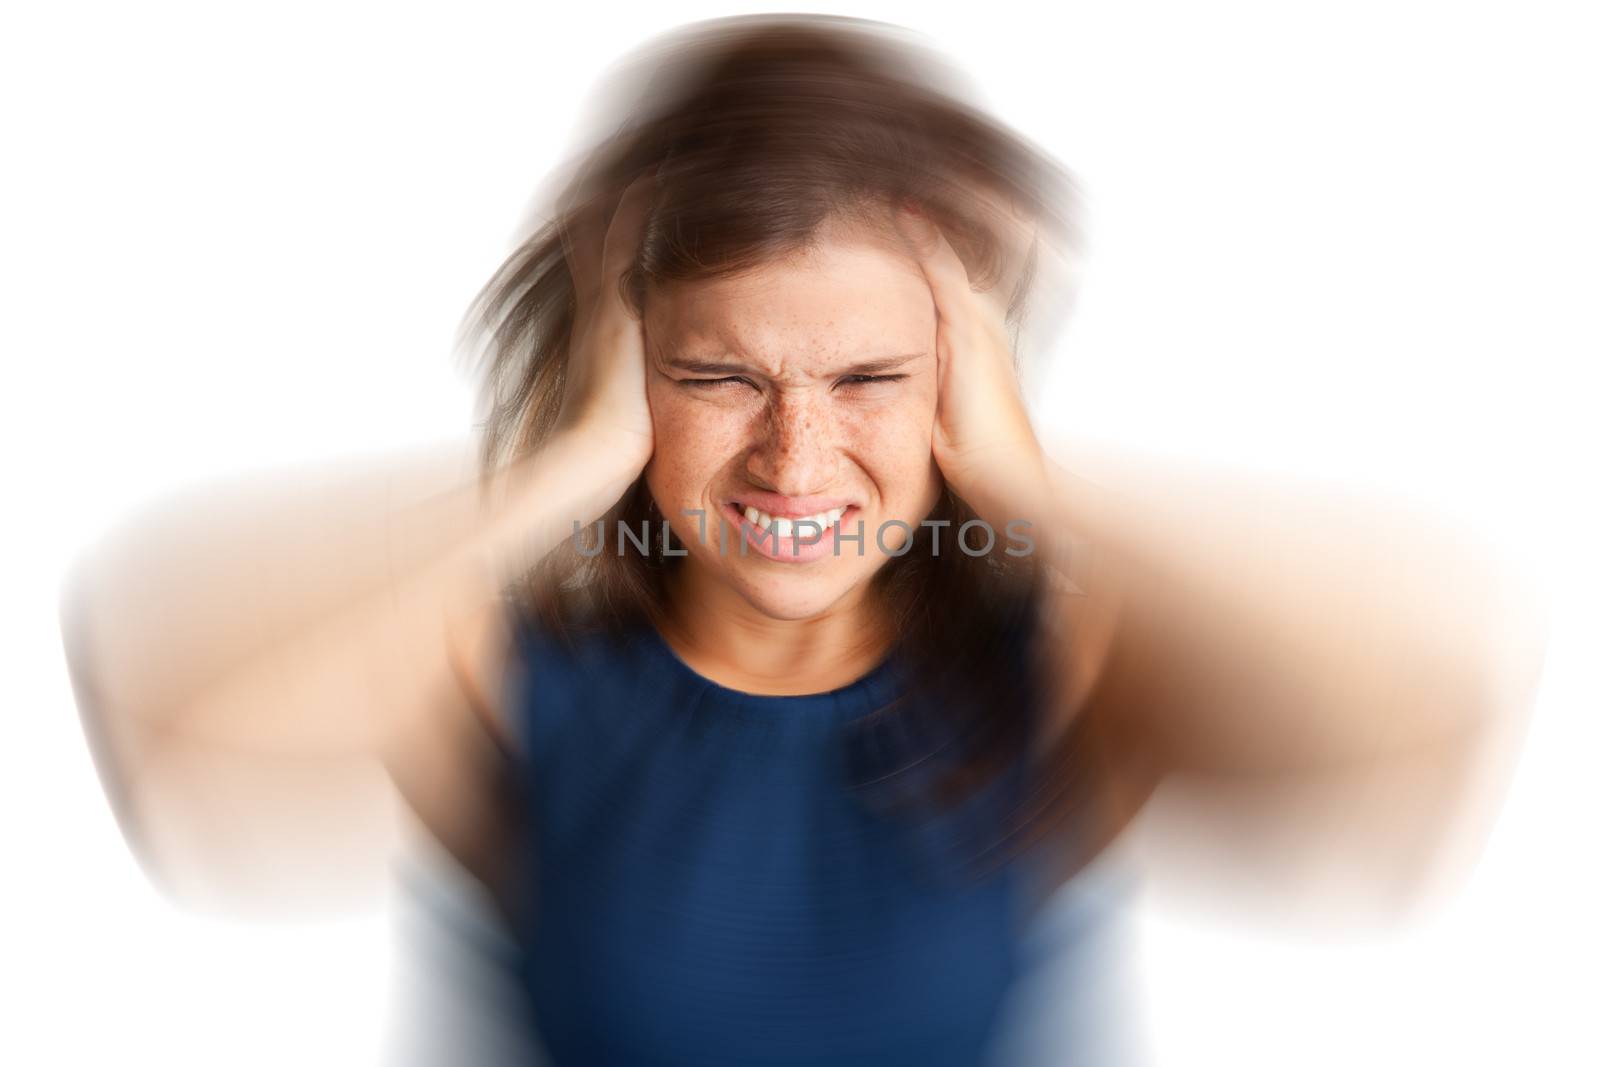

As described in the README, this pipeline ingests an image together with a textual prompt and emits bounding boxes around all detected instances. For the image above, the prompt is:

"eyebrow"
[661,353,928,376]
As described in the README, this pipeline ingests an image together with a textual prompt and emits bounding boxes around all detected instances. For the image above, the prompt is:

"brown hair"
[457,15,1089,880]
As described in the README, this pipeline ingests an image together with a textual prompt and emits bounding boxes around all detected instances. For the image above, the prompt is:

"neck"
[657,562,896,696]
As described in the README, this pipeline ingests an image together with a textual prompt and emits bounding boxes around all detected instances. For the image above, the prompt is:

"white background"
[3,2,1596,1064]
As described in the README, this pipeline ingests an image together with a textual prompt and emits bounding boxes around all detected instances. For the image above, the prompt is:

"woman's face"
[643,220,943,621]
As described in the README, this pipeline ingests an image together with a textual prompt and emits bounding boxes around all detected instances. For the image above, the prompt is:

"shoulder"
[382,591,535,912]
[439,590,528,754]
[1019,561,1163,882]
[402,591,652,908]
[1028,564,1124,757]
[457,593,667,759]
[443,592,591,746]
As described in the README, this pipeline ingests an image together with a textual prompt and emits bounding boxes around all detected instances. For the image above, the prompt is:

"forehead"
[644,227,934,374]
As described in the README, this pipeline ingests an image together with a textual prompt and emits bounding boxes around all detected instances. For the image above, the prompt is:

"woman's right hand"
[551,170,657,482]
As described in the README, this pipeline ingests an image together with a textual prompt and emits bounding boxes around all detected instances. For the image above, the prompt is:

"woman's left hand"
[893,200,1049,524]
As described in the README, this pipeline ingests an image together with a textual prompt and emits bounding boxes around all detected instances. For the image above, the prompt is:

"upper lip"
[728,490,856,518]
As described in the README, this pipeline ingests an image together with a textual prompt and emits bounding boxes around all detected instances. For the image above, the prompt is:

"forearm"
[970,437,1545,773]
[62,429,634,910]
[65,429,631,752]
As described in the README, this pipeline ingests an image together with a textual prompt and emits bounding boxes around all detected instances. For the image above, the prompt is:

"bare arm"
[1017,437,1549,918]
[59,430,638,915]
[890,197,1548,918]
[60,170,661,916]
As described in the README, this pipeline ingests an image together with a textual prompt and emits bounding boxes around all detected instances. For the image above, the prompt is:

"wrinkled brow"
[659,352,928,377]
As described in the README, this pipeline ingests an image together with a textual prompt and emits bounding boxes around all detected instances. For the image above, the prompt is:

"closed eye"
[681,376,758,390]
[678,373,908,391]
[836,374,908,388]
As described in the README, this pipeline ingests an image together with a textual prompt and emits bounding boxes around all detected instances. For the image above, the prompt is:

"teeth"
[737,503,847,534]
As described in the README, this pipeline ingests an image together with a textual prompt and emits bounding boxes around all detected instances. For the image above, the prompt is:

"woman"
[59,14,1541,1067]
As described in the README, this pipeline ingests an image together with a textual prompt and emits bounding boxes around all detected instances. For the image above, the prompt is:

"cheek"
[645,382,747,501]
[845,394,940,506]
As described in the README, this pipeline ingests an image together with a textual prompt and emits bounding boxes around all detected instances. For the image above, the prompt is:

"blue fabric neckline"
[637,618,904,717]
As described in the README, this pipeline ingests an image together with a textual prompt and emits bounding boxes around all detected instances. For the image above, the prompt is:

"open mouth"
[725,500,854,536]
[720,499,862,561]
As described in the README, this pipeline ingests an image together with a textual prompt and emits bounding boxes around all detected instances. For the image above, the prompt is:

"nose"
[743,388,841,496]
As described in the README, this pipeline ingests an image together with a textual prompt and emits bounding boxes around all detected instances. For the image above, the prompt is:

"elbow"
[59,563,147,853]
[58,562,196,908]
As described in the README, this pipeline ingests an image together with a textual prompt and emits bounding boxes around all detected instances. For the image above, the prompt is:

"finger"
[561,168,654,321]
[895,197,1039,334]
[892,203,1004,340]
[973,185,1043,320]
[597,171,655,320]
[557,158,611,314]
[988,212,1041,325]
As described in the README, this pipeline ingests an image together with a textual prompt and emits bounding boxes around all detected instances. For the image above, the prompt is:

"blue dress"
[492,604,1121,1067]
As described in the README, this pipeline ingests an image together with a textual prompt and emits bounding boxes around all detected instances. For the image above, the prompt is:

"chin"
[726,567,865,622]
